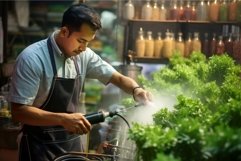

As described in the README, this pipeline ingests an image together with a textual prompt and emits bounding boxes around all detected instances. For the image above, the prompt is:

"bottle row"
[134,28,241,63]
[123,0,241,22]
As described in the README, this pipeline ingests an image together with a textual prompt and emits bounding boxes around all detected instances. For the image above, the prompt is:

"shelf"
[133,57,169,64]
[128,19,241,25]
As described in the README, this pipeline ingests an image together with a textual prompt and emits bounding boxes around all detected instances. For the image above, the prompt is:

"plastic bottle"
[163,30,173,58]
[152,0,160,20]
[210,33,217,55]
[141,0,152,20]
[209,0,220,22]
[196,0,208,21]
[184,32,192,57]
[175,32,185,56]
[159,0,167,21]
[154,32,163,58]
[228,0,237,21]
[219,0,228,21]
[0,17,3,63]
[135,28,145,57]
[192,32,201,52]
[216,35,225,55]
[123,0,135,20]
[145,31,154,57]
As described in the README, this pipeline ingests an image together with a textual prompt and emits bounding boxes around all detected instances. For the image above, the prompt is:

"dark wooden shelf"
[133,57,169,64]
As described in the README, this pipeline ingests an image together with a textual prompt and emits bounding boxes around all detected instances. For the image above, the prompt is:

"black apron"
[19,38,83,161]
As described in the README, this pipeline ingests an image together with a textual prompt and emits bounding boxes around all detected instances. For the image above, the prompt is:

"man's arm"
[11,103,91,134]
[109,72,152,103]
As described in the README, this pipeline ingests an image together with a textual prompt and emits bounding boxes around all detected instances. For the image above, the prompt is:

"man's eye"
[78,40,85,44]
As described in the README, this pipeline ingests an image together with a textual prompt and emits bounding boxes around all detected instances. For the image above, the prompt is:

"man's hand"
[133,87,153,105]
[61,113,91,134]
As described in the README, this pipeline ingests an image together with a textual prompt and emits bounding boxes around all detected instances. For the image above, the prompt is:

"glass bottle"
[237,0,241,22]
[123,0,135,20]
[210,33,217,55]
[169,0,179,20]
[184,32,192,57]
[175,32,185,56]
[196,0,208,21]
[178,0,184,20]
[183,0,192,20]
[219,0,228,21]
[232,34,241,63]
[191,2,197,20]
[224,33,233,56]
[206,0,211,21]
[152,0,160,20]
[145,31,154,57]
[192,32,201,52]
[141,0,152,20]
[0,17,3,63]
[154,32,163,58]
[228,0,237,21]
[159,0,167,21]
[216,35,225,55]
[163,30,173,58]
[209,0,220,22]
[135,28,145,57]
[202,33,210,56]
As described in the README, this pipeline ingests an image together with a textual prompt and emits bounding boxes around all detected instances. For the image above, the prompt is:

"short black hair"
[62,4,102,32]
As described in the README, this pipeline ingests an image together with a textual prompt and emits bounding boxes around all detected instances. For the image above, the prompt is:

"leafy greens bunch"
[129,52,241,161]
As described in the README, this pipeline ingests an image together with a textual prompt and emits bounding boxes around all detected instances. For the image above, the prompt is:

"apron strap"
[47,38,57,76]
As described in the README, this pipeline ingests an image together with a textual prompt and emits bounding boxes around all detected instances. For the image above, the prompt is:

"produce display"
[127,52,241,161]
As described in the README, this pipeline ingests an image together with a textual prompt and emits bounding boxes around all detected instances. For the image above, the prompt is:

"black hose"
[115,113,130,128]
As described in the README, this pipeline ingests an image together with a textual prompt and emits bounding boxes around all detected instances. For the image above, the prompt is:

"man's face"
[59,23,96,57]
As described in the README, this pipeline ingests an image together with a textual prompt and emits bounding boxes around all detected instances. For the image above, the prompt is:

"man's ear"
[59,26,70,37]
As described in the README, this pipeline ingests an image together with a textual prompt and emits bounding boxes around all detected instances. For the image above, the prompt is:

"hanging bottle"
[202,33,210,57]
[224,33,233,56]
[0,17,3,63]
[209,0,220,22]
[152,0,160,20]
[192,32,201,52]
[154,32,163,58]
[184,32,192,57]
[159,0,167,21]
[123,0,135,20]
[210,33,217,55]
[228,0,237,21]
[145,31,154,57]
[219,0,228,21]
[196,0,208,21]
[141,0,152,20]
[135,28,146,57]
[216,35,225,55]
[175,32,185,56]
[163,30,173,58]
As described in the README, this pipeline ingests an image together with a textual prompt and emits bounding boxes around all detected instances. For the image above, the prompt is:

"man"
[8,3,152,161]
